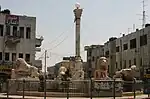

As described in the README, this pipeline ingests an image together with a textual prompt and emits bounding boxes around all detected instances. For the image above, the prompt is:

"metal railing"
[0,79,147,99]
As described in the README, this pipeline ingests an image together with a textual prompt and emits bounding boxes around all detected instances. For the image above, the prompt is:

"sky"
[1,0,150,70]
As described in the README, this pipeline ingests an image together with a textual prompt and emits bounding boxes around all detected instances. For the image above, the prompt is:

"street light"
[75,2,80,9]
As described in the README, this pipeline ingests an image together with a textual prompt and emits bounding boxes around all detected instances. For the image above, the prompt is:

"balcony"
[35,47,41,52]
[35,36,43,47]
[5,35,20,47]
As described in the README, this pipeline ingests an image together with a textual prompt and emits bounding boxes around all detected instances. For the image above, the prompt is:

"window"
[12,53,16,61]
[140,34,147,46]
[19,27,24,38]
[123,60,126,69]
[19,53,23,58]
[0,52,2,60]
[92,56,95,61]
[116,46,119,52]
[129,60,131,67]
[120,61,122,69]
[134,58,136,65]
[5,53,9,61]
[0,24,4,36]
[130,38,136,49]
[25,54,30,62]
[26,27,31,39]
[123,43,128,50]
[13,26,17,37]
[140,58,142,66]
[116,62,118,69]
[6,25,10,35]
[105,51,109,57]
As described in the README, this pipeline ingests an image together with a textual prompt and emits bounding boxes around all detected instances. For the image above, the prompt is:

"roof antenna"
[0,5,1,12]
[142,0,146,28]
[137,0,148,29]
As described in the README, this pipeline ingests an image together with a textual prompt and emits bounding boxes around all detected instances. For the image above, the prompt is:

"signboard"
[5,15,19,25]
[0,65,12,74]
[94,80,123,92]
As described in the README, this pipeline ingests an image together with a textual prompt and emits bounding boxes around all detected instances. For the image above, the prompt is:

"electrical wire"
[46,24,74,46]
[36,51,45,60]
[48,32,65,45]
[47,36,68,51]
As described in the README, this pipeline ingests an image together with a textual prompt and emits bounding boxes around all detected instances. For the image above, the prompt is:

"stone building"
[84,45,104,77]
[104,24,150,76]
[0,9,43,78]
[85,24,150,77]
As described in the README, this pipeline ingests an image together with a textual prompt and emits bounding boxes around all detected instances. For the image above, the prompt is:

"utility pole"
[44,50,47,99]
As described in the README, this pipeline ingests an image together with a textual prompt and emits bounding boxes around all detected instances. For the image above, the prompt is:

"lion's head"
[97,57,108,70]
[15,58,27,68]
[59,66,67,76]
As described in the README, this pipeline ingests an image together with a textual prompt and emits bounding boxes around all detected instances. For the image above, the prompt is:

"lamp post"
[44,50,47,99]
[73,2,83,59]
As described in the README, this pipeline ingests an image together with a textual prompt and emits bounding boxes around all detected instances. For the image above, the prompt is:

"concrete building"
[84,45,104,77]
[84,24,150,77]
[104,24,150,76]
[0,9,43,76]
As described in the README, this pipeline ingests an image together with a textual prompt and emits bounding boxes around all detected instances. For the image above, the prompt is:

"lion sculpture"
[94,57,111,80]
[113,65,139,80]
[57,58,84,81]
[12,58,40,79]
[113,65,139,92]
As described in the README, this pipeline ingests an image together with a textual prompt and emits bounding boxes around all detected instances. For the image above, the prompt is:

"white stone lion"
[13,58,40,78]
[113,65,139,80]
[94,57,110,80]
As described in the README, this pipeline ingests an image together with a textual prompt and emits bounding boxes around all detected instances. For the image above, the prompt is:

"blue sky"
[1,0,150,68]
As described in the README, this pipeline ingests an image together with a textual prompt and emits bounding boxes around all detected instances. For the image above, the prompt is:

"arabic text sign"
[94,80,123,91]
[5,15,19,25]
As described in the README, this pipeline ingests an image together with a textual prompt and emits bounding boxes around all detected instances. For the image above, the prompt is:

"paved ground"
[0,94,149,99]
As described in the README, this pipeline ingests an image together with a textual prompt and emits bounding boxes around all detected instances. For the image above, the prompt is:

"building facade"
[0,9,43,75]
[85,24,150,77]
[84,45,104,77]
[104,24,150,76]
